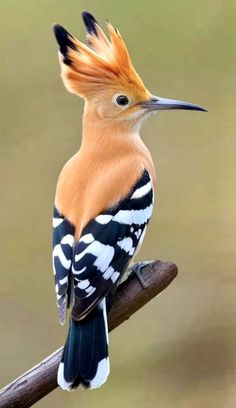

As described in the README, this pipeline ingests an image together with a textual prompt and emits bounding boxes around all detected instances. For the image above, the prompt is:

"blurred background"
[0,0,235,407]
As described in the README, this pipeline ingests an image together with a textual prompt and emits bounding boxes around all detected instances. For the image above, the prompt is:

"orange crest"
[53,12,147,99]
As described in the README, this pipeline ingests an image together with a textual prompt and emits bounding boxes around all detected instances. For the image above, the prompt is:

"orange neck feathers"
[54,12,156,238]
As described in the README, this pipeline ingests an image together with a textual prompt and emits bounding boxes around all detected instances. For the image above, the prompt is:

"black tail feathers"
[57,299,109,390]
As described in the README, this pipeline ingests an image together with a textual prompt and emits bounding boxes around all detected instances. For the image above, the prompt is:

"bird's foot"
[124,260,155,288]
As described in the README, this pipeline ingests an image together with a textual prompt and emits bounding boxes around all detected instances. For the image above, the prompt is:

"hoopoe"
[52,11,206,391]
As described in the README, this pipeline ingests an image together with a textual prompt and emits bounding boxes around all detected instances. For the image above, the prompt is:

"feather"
[57,299,109,390]
[53,12,147,98]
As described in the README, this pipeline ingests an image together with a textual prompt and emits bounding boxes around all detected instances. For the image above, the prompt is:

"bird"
[52,10,206,391]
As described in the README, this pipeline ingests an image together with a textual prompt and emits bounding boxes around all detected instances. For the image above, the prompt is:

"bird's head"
[53,12,206,131]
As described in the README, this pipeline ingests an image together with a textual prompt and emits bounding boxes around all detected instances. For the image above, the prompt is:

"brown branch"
[0,260,178,408]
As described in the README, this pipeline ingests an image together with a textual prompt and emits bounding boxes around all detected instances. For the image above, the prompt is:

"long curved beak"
[141,96,207,112]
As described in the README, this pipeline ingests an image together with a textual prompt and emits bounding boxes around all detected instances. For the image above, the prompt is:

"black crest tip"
[53,24,69,46]
[82,11,98,37]
[53,24,77,65]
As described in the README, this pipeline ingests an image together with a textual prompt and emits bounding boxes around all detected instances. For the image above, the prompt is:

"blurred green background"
[0,0,235,407]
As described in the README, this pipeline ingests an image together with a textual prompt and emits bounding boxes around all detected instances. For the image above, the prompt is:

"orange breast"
[55,132,156,240]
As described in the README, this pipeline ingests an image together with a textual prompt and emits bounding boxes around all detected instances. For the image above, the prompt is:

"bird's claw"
[124,261,155,288]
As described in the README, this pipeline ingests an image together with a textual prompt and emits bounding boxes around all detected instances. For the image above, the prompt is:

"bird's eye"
[116,95,129,106]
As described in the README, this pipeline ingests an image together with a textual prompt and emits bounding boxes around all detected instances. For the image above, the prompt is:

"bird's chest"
[57,161,152,231]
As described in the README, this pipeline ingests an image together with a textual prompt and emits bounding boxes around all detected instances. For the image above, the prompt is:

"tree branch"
[0,260,178,408]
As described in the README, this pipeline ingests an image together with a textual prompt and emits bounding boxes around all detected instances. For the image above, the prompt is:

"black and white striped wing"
[53,207,75,324]
[72,169,154,320]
